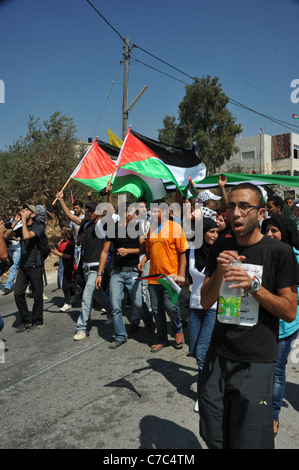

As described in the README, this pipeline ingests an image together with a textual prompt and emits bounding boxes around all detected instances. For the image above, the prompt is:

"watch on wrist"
[248,276,260,293]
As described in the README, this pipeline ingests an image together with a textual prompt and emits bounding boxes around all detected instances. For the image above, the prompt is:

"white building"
[217,132,299,176]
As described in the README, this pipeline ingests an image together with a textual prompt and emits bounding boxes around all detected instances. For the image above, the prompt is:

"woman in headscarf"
[261,213,299,249]
[187,217,219,412]
[262,214,299,436]
[216,211,232,240]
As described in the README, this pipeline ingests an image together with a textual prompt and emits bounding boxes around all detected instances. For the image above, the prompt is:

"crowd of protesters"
[1,178,299,449]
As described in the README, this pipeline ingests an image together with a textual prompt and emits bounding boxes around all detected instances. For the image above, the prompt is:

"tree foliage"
[0,112,91,218]
[158,75,243,173]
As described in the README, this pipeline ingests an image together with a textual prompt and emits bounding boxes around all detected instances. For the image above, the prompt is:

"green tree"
[0,112,91,218]
[158,75,242,173]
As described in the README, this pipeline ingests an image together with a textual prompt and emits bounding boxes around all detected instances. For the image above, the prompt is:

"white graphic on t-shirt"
[239,263,263,327]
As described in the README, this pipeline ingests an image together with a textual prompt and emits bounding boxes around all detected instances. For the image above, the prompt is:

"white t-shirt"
[189,246,217,310]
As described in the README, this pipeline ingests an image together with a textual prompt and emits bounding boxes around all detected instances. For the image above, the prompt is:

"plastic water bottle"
[217,257,242,324]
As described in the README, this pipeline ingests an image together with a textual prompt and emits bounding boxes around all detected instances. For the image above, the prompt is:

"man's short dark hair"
[136,197,148,205]
[229,183,264,207]
[268,195,284,211]
[151,199,169,215]
[73,200,83,207]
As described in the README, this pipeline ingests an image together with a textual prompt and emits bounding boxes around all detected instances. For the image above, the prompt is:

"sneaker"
[109,339,127,349]
[73,330,89,341]
[193,399,199,413]
[27,323,44,332]
[15,322,32,333]
[2,288,12,295]
[43,293,49,301]
[59,303,72,312]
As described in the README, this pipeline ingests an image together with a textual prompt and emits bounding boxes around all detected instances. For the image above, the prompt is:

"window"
[241,151,255,161]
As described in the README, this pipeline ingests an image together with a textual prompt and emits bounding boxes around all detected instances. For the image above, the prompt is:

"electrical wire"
[131,54,190,86]
[89,62,123,137]
[85,0,299,135]
[85,0,126,43]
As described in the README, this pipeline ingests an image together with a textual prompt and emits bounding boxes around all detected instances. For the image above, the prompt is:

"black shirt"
[107,222,141,268]
[80,220,104,264]
[205,235,299,362]
[15,220,45,268]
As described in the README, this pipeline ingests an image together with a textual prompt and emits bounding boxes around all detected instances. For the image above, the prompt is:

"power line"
[132,44,299,133]
[131,54,190,86]
[89,63,123,137]
[132,43,196,82]
[85,0,125,43]
[85,0,299,135]
[132,53,299,134]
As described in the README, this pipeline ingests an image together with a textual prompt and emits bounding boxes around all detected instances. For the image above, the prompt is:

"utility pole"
[122,36,130,140]
[122,36,148,140]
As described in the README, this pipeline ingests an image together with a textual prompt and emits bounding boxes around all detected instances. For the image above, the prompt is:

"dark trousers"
[198,350,275,449]
[63,288,71,304]
[14,266,44,325]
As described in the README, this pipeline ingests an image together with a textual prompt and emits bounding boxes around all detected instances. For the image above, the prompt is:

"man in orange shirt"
[138,199,189,352]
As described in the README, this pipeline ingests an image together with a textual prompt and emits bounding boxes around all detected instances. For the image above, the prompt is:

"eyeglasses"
[227,202,261,216]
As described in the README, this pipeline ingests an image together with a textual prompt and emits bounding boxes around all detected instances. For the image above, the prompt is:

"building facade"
[217,132,299,176]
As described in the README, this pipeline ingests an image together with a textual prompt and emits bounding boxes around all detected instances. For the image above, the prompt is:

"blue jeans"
[5,248,21,291]
[76,269,112,332]
[109,268,153,341]
[189,307,216,387]
[74,245,81,268]
[272,329,298,421]
[148,283,182,345]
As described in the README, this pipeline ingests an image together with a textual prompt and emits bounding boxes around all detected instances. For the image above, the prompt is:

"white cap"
[196,190,221,203]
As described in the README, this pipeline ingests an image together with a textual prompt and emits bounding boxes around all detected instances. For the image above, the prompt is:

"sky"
[1,0,299,152]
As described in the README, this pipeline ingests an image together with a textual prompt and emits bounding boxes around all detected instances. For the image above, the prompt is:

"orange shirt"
[146,220,189,284]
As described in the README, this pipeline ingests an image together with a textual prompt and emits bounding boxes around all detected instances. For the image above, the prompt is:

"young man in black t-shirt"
[199,183,299,449]
[73,202,112,341]
[96,203,154,349]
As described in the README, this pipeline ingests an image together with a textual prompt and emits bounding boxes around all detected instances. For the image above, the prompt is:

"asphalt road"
[0,271,298,452]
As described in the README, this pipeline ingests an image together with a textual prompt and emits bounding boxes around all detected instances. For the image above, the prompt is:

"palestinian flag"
[186,177,198,198]
[70,138,166,203]
[137,273,181,304]
[196,172,299,189]
[118,129,206,196]
[292,114,299,119]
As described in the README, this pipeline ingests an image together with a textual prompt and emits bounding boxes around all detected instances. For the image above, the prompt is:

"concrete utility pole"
[122,36,148,140]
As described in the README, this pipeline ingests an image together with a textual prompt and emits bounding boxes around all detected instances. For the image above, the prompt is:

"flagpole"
[52,138,97,204]
[52,178,71,205]
[107,127,131,192]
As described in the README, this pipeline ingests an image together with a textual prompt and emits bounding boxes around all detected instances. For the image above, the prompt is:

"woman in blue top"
[262,214,299,436]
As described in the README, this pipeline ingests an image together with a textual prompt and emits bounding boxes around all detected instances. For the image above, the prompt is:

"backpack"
[39,232,51,261]
[0,254,13,276]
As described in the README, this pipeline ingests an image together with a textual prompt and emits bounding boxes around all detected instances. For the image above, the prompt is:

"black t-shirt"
[15,220,45,267]
[80,220,104,264]
[107,222,141,268]
[61,242,75,275]
[204,235,299,362]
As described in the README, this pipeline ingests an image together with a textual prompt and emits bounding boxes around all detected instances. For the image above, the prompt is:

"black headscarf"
[194,217,219,272]
[261,214,299,249]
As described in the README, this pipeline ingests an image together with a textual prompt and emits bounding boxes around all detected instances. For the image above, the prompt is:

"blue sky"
[1,0,299,151]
